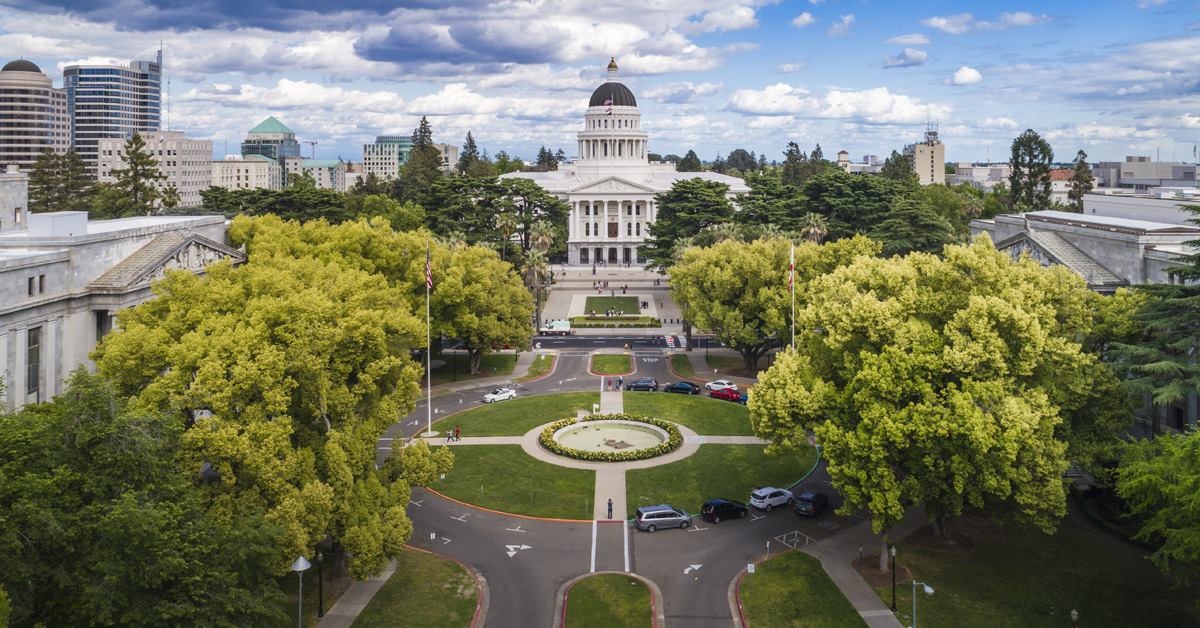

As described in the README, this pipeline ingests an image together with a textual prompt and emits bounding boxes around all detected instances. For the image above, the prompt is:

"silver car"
[634,504,691,532]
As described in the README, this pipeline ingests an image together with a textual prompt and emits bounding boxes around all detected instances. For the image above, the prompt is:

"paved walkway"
[594,390,626,520]
[317,558,397,628]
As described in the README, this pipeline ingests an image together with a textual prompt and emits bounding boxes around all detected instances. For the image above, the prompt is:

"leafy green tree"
[677,150,703,172]
[159,184,181,210]
[27,149,94,213]
[358,194,424,231]
[0,370,286,627]
[780,142,807,186]
[349,172,391,196]
[27,149,60,213]
[871,197,957,256]
[643,178,734,269]
[1009,129,1054,210]
[734,171,805,228]
[0,586,8,627]
[99,132,165,217]
[727,148,757,172]
[1067,149,1094,212]
[799,212,829,244]
[458,131,481,175]
[880,150,918,184]
[493,151,524,175]
[749,238,1127,561]
[496,212,518,261]
[670,236,879,372]
[1116,429,1200,587]
[801,170,913,240]
[200,185,351,223]
[434,244,534,373]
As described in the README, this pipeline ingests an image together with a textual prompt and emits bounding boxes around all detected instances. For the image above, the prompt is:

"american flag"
[604,96,613,115]
[425,246,433,289]
[788,242,795,292]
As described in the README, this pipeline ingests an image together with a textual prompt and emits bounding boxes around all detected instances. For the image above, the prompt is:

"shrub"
[539,414,683,462]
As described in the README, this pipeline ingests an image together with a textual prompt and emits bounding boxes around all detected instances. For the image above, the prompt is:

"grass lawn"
[515,353,555,382]
[351,549,476,627]
[433,392,599,436]
[585,296,640,314]
[591,353,633,375]
[626,445,817,515]
[869,512,1200,628]
[669,353,696,378]
[565,574,652,628]
[278,556,351,628]
[430,351,517,385]
[741,551,866,628]
[434,445,595,519]
[623,393,753,435]
[706,354,757,379]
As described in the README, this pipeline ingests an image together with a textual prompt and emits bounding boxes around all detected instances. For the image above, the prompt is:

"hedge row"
[539,413,683,462]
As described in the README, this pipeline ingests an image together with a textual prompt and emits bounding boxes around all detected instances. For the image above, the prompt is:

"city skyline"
[1,0,1197,164]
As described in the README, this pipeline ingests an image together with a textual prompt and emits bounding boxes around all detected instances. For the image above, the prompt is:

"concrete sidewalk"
[317,559,397,628]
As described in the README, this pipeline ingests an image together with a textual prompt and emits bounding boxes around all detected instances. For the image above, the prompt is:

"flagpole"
[425,241,433,437]
[790,241,796,349]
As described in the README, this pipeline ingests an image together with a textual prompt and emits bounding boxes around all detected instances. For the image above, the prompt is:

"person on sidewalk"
[454,425,461,441]
[617,376,623,389]
[445,429,453,443]
[607,499,613,519]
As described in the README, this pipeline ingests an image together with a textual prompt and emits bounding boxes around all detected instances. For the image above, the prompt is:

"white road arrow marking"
[683,564,703,575]
[409,500,423,508]
[452,514,468,522]
[505,544,533,558]
[505,525,526,533]
[441,537,452,545]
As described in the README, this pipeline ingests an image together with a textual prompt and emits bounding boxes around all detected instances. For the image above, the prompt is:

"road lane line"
[590,520,598,573]
[623,520,630,572]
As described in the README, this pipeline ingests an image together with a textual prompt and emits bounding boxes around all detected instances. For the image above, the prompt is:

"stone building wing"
[87,232,246,294]
[995,230,1127,291]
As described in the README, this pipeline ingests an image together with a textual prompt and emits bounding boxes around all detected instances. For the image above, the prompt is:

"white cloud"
[792,12,816,28]
[776,60,808,73]
[883,48,929,68]
[1044,123,1164,141]
[978,12,1051,30]
[950,66,983,85]
[728,83,812,115]
[982,116,1019,129]
[1181,113,1200,128]
[747,116,798,129]
[1136,0,1168,8]
[643,81,722,103]
[922,13,975,34]
[886,34,931,45]
[687,6,759,34]
[828,14,855,36]
[727,83,951,124]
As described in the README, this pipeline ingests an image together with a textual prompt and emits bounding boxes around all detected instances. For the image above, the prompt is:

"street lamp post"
[911,580,934,628]
[1070,609,1079,628]
[290,555,311,628]
[890,545,897,611]
[316,550,324,618]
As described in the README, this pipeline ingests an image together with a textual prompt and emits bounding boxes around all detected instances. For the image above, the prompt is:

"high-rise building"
[362,135,412,180]
[63,55,162,173]
[97,131,212,208]
[241,116,301,172]
[0,60,69,168]
[432,143,460,173]
[903,125,945,186]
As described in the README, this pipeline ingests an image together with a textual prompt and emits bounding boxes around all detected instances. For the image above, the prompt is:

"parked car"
[749,487,794,511]
[634,504,691,532]
[626,377,659,392]
[664,381,701,395]
[709,388,743,402]
[793,491,828,517]
[482,387,517,403]
[701,498,749,524]
[705,379,738,391]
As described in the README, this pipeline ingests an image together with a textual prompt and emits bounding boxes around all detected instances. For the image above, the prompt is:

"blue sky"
[1,0,1197,164]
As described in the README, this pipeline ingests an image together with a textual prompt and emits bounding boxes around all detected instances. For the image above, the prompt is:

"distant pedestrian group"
[446,424,462,442]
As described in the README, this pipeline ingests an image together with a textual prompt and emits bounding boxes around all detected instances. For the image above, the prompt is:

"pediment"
[569,176,659,195]
[88,232,247,293]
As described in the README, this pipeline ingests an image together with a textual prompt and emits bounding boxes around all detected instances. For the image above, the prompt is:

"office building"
[241,116,301,182]
[835,150,882,175]
[432,143,459,172]
[903,125,945,186]
[0,60,69,168]
[282,156,347,191]
[63,55,161,173]
[1092,156,1197,190]
[212,154,283,191]
[97,131,212,208]
[362,135,412,180]
[948,162,1011,192]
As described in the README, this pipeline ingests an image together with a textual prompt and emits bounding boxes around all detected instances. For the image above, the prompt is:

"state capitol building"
[502,59,747,267]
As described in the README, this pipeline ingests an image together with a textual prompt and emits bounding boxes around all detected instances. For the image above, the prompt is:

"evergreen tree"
[810,143,824,163]
[411,116,434,147]
[879,150,918,184]
[869,197,957,256]
[727,148,756,172]
[711,153,727,174]
[457,131,480,175]
[59,150,93,212]
[1008,129,1054,211]
[780,142,807,186]
[677,150,703,172]
[554,148,566,164]
[399,117,443,205]
[27,149,59,213]
[103,133,165,217]
[643,178,734,269]
[1067,149,1094,212]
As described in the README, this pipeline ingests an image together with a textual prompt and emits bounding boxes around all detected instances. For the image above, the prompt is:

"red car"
[710,388,745,403]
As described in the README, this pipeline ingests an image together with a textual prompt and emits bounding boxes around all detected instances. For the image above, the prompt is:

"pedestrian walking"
[607,499,613,519]
[454,425,461,441]
[445,429,453,443]
[617,376,623,389]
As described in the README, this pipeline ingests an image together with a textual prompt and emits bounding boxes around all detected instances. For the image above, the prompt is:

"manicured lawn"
[430,351,517,385]
[585,296,640,314]
[669,353,695,378]
[351,549,477,627]
[515,353,555,382]
[565,574,652,628]
[626,445,817,515]
[871,512,1200,628]
[706,354,757,378]
[741,551,866,628]
[433,392,599,436]
[623,393,753,435]
[434,445,595,519]
[591,353,633,375]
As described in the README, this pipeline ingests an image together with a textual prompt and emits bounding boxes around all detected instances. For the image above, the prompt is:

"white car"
[705,379,738,392]
[482,388,517,403]
[749,487,794,511]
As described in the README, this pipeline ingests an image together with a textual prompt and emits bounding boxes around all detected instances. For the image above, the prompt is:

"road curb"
[554,571,664,628]
[513,352,560,384]
[665,351,707,385]
[423,487,593,523]
[403,544,490,628]
[728,550,793,628]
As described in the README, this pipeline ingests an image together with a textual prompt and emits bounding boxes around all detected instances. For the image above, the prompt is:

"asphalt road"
[385,341,856,628]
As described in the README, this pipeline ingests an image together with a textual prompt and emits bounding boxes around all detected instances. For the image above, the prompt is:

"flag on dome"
[604,97,613,115]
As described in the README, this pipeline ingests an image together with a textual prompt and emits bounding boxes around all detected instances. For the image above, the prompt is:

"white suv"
[482,388,517,403]
[705,379,738,391]
[750,487,794,511]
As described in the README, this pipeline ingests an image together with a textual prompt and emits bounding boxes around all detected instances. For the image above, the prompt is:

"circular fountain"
[540,414,681,462]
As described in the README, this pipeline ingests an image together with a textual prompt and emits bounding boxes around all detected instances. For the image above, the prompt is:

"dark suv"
[626,377,659,391]
[701,498,748,524]
[793,491,828,517]
[664,381,701,395]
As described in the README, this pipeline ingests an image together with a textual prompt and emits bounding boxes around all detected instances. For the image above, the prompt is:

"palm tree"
[529,220,556,254]
[522,248,550,329]
[496,212,519,261]
[437,229,467,249]
[799,212,829,244]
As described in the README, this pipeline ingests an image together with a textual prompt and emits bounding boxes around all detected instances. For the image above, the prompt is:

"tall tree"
[457,132,481,175]
[1008,129,1054,211]
[677,150,703,172]
[159,184,181,210]
[642,178,735,269]
[27,149,60,213]
[879,150,918,184]
[103,133,165,217]
[28,149,94,213]
[801,169,913,240]
[799,212,829,244]
[1067,149,1094,212]
[727,148,757,172]
[397,117,444,206]
[780,142,807,186]
[734,171,804,228]
[870,197,957,256]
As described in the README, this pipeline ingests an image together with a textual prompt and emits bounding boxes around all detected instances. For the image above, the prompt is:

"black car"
[793,491,828,517]
[663,381,701,395]
[626,377,659,392]
[701,498,748,524]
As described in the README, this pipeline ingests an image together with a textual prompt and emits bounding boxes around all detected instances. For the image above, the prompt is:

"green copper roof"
[248,116,293,135]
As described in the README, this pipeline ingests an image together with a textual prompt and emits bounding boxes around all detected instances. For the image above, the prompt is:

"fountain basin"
[539,413,683,462]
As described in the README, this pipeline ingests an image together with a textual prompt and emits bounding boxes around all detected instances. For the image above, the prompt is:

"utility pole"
[305,141,319,159]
